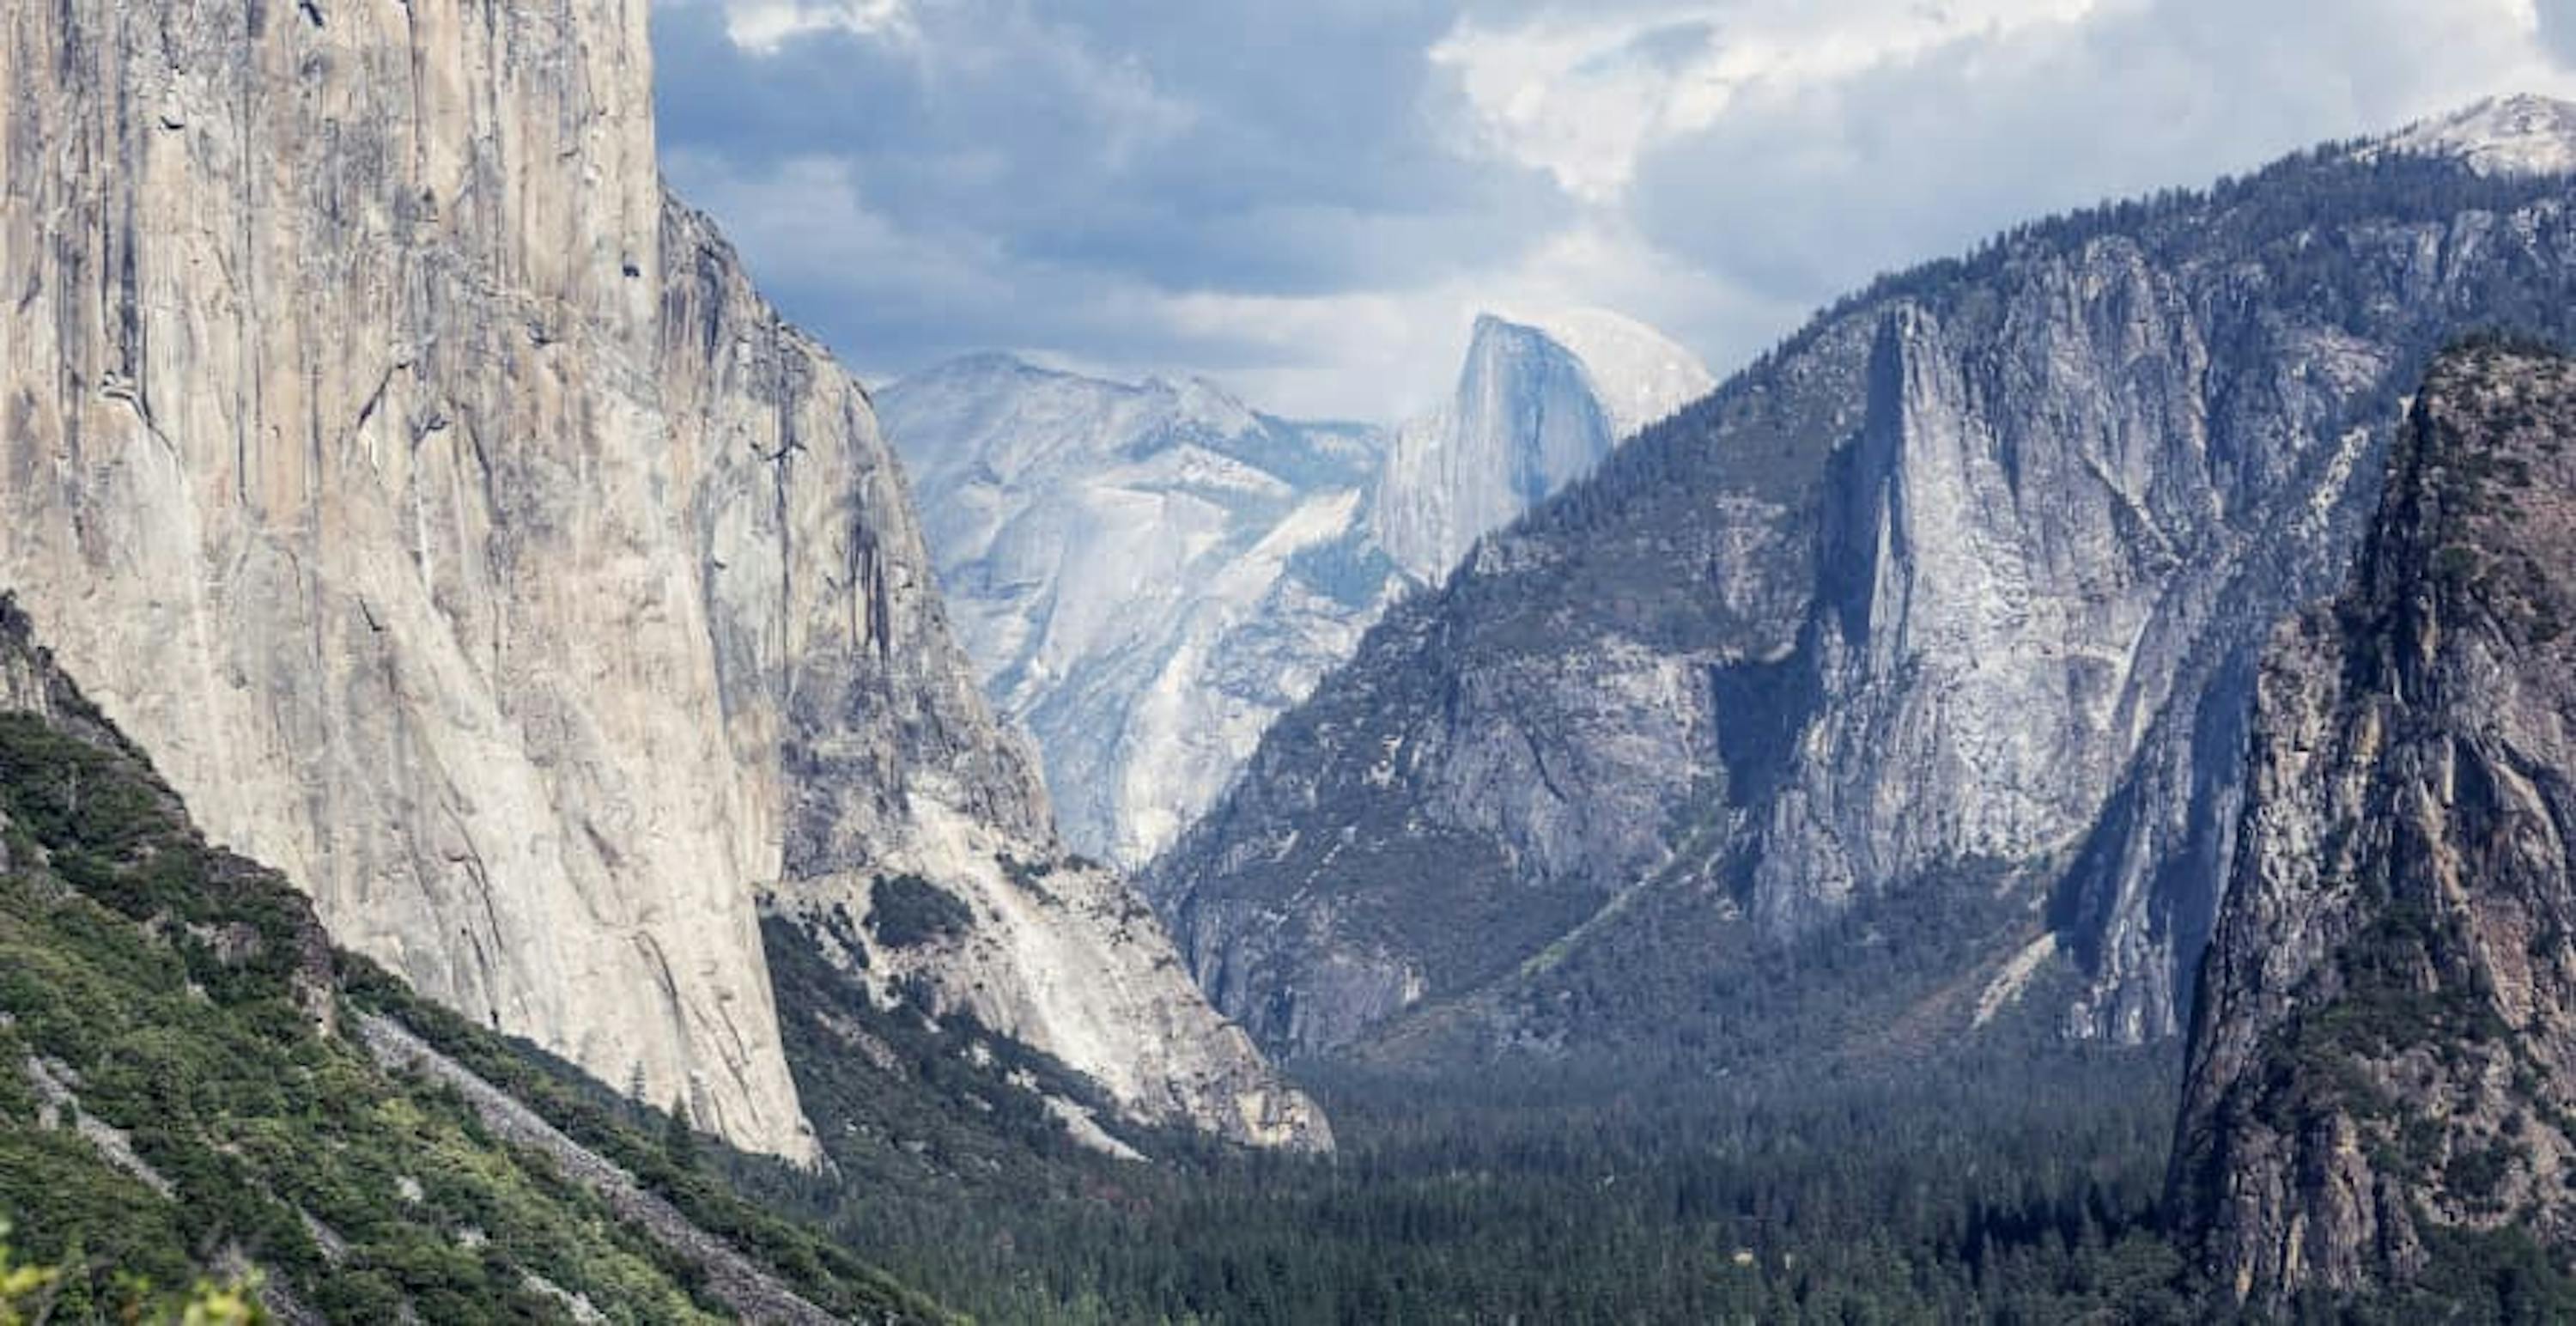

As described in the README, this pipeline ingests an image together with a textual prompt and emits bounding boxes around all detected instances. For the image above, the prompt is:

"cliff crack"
[100,374,179,460]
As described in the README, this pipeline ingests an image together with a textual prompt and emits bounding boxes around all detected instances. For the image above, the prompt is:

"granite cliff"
[2174,339,2576,1307]
[1373,310,1713,585]
[1149,98,2576,1066]
[0,0,1318,1159]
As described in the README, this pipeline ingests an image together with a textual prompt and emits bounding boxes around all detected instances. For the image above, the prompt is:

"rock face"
[882,357,1399,868]
[2173,341,2576,1307]
[885,316,1708,870]
[1148,101,2576,1064]
[0,0,1320,1158]
[0,593,945,1323]
[1375,311,1713,585]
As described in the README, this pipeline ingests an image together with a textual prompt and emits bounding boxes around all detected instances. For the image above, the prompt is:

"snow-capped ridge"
[1146,373,1267,439]
[2375,93,2576,178]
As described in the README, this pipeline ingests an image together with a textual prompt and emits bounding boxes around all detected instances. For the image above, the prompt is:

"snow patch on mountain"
[2375,94,2576,178]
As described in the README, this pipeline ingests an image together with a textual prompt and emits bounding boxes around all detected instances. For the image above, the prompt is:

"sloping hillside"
[0,595,945,1323]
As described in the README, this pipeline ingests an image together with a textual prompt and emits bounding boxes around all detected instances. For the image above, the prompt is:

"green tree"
[51,1235,93,1323]
[665,1095,701,1171]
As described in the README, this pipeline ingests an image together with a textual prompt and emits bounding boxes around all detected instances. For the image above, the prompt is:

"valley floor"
[738,1013,2194,1323]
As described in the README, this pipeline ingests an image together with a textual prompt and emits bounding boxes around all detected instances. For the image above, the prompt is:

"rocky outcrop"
[2172,340,2576,1307]
[0,0,1317,1158]
[1151,101,2576,1064]
[1374,312,1712,585]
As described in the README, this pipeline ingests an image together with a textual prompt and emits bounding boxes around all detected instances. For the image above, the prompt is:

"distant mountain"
[1146,97,2576,1068]
[2174,339,2576,1312]
[884,315,1710,868]
[1377,311,1715,583]
[880,358,1398,868]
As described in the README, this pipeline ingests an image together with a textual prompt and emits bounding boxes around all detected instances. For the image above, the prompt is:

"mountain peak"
[1143,372,1264,435]
[1486,305,1715,439]
[904,350,1054,387]
[2378,93,2576,177]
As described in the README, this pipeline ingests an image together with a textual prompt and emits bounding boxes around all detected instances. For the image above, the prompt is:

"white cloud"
[1430,0,2104,204]
[1130,215,1785,421]
[657,0,2576,429]
[1627,0,2576,302]
[718,0,917,55]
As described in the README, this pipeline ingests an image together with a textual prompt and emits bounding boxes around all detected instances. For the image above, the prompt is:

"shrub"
[867,875,975,951]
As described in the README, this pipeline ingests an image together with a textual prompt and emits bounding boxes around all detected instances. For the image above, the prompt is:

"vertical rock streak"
[0,0,1320,1158]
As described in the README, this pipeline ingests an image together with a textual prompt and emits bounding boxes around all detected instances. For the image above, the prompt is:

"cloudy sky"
[653,0,2576,422]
